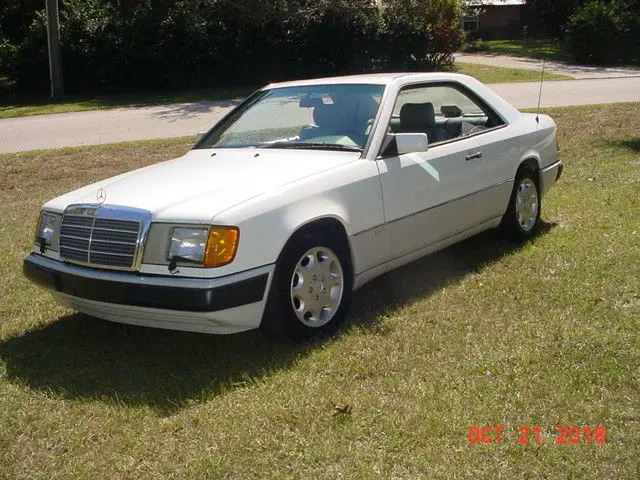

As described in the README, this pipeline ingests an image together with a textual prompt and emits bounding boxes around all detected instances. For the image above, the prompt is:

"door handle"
[465,151,483,161]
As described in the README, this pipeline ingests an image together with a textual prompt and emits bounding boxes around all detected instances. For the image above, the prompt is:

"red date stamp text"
[467,426,607,444]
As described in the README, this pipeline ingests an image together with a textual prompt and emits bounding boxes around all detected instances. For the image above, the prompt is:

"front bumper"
[23,253,274,334]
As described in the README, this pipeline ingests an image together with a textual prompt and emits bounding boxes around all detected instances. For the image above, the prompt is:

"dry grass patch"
[0,104,638,478]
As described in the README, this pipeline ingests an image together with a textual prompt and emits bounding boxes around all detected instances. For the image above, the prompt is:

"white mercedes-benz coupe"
[24,73,562,339]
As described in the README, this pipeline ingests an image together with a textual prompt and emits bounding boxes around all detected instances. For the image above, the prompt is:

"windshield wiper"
[263,142,363,152]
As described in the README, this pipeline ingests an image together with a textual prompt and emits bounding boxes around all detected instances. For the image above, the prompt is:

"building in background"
[462,0,527,39]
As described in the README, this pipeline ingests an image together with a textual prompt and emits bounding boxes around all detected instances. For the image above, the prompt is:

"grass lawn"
[467,39,574,63]
[0,63,573,120]
[455,62,572,83]
[0,103,638,478]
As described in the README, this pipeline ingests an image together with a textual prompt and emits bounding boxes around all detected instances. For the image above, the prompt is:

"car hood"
[44,148,358,223]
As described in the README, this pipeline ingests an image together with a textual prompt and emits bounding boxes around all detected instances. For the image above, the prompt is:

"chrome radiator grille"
[59,205,150,270]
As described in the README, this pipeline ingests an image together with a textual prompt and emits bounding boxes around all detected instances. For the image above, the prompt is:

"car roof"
[262,71,522,124]
[264,72,475,89]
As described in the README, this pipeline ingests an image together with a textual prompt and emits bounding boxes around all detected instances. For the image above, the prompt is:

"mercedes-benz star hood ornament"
[96,188,107,206]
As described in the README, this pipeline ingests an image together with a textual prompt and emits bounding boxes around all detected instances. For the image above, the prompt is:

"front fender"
[205,160,385,279]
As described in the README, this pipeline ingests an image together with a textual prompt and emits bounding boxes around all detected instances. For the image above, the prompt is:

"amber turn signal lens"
[204,226,239,267]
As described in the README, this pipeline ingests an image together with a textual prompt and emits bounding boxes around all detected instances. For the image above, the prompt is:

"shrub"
[565,0,640,64]
[525,0,588,39]
[59,0,117,92]
[0,36,17,75]
[4,0,463,95]
[8,10,49,91]
[0,0,43,43]
[380,0,461,71]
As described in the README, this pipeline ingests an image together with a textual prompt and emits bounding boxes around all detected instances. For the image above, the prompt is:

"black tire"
[260,228,353,341]
[500,168,541,241]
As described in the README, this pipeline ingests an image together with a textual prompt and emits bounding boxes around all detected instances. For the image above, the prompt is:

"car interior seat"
[299,102,367,146]
[399,102,443,143]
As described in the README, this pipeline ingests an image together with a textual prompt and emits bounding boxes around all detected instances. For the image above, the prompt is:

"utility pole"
[45,0,64,99]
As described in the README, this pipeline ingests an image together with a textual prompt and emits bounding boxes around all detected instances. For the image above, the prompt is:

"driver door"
[376,82,508,259]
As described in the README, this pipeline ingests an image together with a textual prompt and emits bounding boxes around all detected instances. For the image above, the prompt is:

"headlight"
[168,228,208,263]
[35,211,61,252]
[167,226,239,268]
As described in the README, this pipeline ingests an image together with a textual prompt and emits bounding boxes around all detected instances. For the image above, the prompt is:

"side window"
[389,83,505,144]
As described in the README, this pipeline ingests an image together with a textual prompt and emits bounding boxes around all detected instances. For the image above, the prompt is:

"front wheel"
[261,229,353,340]
[500,169,541,241]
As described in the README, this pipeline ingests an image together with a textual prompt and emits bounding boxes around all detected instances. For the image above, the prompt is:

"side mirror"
[381,132,429,157]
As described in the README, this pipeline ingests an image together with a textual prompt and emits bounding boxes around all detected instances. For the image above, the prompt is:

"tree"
[0,0,43,41]
[565,0,640,64]
[3,0,465,93]
[525,0,640,38]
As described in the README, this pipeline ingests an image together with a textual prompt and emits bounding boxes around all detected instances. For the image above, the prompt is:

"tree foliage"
[0,0,462,94]
[524,0,588,38]
[524,0,639,65]
[564,0,640,64]
[525,0,640,38]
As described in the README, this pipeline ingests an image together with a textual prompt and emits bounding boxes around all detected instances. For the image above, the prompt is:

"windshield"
[195,84,385,152]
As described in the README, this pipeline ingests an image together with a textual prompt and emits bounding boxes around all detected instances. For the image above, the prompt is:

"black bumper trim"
[23,255,268,312]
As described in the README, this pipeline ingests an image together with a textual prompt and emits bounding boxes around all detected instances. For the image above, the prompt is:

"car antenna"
[536,58,546,124]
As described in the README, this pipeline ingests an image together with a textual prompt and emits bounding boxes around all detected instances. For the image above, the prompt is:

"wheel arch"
[277,215,354,274]
[260,214,355,338]
[516,152,541,187]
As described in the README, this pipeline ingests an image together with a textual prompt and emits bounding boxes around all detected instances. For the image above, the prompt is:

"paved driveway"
[0,101,242,154]
[1,76,639,153]
[454,53,640,79]
[492,77,640,108]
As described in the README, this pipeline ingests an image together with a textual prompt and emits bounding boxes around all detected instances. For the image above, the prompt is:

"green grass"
[467,39,574,63]
[455,62,572,83]
[0,104,639,478]
[0,86,255,119]
[466,39,640,68]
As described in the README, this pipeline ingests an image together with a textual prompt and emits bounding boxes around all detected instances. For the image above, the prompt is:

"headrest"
[353,96,379,124]
[400,102,436,130]
[441,104,462,118]
[300,96,323,108]
[313,104,349,129]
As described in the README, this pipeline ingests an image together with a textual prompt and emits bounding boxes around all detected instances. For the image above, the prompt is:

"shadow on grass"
[0,86,252,116]
[605,138,640,153]
[0,222,556,415]
[465,39,574,63]
[346,222,556,331]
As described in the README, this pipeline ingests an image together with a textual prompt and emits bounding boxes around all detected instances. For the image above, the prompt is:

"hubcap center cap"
[312,281,324,294]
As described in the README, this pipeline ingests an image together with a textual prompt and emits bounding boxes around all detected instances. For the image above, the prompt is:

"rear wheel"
[501,169,541,241]
[261,229,352,340]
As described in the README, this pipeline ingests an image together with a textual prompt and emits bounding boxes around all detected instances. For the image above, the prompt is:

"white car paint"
[43,148,361,225]
[24,72,562,334]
